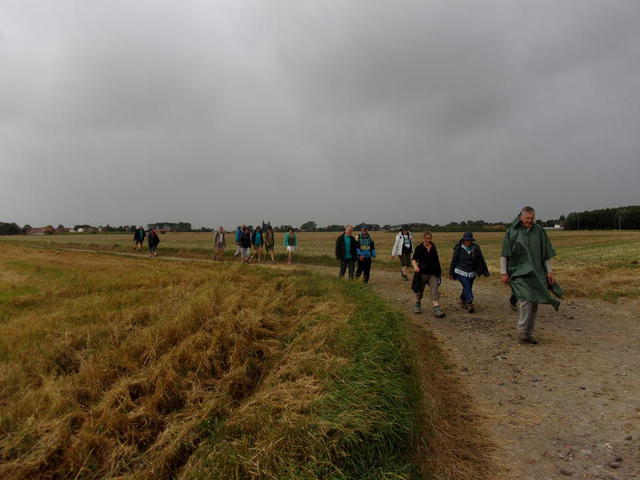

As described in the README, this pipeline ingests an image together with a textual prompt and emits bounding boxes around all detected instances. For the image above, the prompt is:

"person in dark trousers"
[335,225,358,279]
[250,226,264,262]
[264,226,276,263]
[411,232,445,317]
[133,226,146,250]
[239,226,252,263]
[355,225,376,284]
[449,232,490,313]
[147,227,160,257]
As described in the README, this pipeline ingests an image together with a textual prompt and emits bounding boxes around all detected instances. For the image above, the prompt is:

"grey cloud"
[1,0,639,228]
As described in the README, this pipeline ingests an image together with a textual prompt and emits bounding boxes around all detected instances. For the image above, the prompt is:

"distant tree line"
[0,222,22,235]
[3,206,637,236]
[564,206,640,230]
[148,222,192,232]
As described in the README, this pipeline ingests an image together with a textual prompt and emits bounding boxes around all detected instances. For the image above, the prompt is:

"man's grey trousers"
[518,300,538,337]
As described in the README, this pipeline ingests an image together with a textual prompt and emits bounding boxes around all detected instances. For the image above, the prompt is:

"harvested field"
[0,246,423,479]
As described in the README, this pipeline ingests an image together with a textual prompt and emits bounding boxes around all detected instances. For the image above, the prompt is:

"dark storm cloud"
[1,0,639,228]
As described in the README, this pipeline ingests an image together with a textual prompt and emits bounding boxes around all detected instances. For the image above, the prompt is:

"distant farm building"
[26,226,55,235]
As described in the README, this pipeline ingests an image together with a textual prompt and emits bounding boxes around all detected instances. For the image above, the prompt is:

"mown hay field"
[0,245,422,479]
[3,230,640,299]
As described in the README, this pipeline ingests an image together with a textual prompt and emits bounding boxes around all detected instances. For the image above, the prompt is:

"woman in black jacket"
[411,232,445,317]
[449,232,489,313]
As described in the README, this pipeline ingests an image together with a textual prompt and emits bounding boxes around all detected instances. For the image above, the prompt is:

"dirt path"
[32,248,640,478]
[369,269,640,480]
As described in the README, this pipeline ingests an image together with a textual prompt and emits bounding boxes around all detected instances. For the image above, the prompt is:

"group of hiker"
[227,225,296,264]
[133,226,159,257]
[134,206,561,344]
[334,207,561,345]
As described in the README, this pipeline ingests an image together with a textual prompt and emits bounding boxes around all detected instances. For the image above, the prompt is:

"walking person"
[233,225,243,257]
[283,228,297,264]
[501,206,563,344]
[147,227,160,257]
[411,232,445,317]
[264,226,276,263]
[391,225,413,281]
[355,225,376,284]
[133,226,146,250]
[213,226,226,261]
[239,225,252,263]
[449,232,489,313]
[335,225,358,279]
[250,226,264,262]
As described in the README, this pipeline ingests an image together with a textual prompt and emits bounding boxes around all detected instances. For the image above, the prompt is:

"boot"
[433,305,445,318]
[414,302,422,314]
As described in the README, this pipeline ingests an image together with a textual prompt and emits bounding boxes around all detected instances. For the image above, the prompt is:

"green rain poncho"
[501,218,563,310]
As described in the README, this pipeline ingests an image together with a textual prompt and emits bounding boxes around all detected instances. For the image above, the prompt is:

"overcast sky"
[1,0,639,228]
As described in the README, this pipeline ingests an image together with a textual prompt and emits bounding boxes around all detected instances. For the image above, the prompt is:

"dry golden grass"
[0,246,355,479]
[0,245,427,479]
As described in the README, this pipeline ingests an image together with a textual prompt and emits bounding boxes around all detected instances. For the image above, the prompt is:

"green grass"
[185,274,422,480]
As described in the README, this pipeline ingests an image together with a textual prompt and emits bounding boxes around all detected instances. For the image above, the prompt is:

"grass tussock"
[0,246,422,479]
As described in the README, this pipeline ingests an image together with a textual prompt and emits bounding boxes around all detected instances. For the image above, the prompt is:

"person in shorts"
[213,226,226,261]
[411,232,445,317]
[283,228,298,264]
[391,225,413,281]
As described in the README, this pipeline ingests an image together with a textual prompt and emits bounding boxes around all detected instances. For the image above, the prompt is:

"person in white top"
[391,225,413,281]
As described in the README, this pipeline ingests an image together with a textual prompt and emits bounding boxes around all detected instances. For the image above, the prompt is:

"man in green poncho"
[501,206,563,344]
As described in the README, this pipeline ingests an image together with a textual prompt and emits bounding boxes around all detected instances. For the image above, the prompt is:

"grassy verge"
[0,246,423,479]
[186,274,422,479]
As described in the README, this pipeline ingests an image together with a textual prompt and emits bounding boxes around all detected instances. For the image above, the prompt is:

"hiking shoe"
[519,336,538,345]
[467,303,475,314]
[414,302,422,314]
[509,296,518,311]
[402,274,409,281]
[433,306,445,318]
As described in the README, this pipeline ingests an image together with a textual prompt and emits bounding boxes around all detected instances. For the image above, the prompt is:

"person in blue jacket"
[449,231,489,313]
[132,226,146,250]
[233,225,244,258]
[250,226,264,262]
[355,225,377,284]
